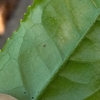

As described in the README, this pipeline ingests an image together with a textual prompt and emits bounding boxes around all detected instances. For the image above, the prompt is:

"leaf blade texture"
[0,0,100,100]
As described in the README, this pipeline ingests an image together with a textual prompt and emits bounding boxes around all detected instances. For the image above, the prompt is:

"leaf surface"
[0,0,100,100]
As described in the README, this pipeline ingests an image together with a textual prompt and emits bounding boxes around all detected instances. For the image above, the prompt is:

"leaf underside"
[0,0,100,100]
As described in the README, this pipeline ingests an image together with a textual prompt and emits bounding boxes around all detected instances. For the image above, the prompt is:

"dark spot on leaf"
[43,44,46,47]
[32,97,34,99]
[24,92,26,94]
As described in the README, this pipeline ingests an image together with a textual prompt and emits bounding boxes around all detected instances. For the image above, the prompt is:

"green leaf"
[0,0,100,100]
